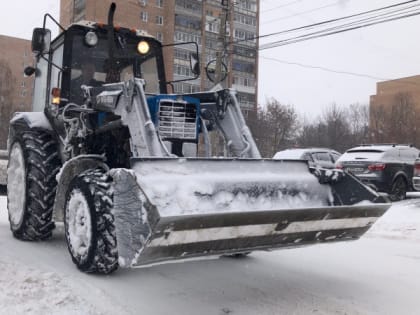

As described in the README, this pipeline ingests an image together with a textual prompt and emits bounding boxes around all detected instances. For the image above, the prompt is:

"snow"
[366,196,420,241]
[66,189,92,260]
[132,159,332,216]
[1,194,420,314]
[7,142,26,227]
[10,112,53,130]
[273,149,306,159]
[0,158,7,186]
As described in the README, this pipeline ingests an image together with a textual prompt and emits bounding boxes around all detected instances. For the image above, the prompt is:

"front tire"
[64,169,118,274]
[7,131,60,240]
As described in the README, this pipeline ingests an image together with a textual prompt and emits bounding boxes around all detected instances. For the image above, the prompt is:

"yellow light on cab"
[137,41,150,54]
[51,87,61,105]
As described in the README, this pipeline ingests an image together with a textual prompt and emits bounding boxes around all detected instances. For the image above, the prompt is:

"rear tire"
[64,169,118,274]
[7,130,60,240]
[389,176,407,201]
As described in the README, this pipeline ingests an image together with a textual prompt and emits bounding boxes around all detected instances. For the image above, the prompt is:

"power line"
[260,3,420,49]
[231,0,418,45]
[259,8,420,50]
[260,56,388,80]
[261,0,304,13]
[260,56,420,88]
[262,1,342,25]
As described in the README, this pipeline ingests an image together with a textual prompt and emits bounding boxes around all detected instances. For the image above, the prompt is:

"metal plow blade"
[110,159,390,267]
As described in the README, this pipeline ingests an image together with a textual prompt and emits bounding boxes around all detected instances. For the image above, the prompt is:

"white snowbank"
[367,197,420,241]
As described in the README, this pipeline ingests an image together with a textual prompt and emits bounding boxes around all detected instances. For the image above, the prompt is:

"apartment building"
[0,35,34,148]
[60,0,259,114]
[0,35,33,112]
[369,75,420,143]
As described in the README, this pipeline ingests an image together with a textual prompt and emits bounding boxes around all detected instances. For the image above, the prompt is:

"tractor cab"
[30,21,168,112]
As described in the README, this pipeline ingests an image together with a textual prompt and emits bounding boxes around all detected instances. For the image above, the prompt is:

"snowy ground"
[1,195,420,315]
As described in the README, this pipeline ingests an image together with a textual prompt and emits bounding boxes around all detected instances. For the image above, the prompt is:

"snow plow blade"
[110,159,390,267]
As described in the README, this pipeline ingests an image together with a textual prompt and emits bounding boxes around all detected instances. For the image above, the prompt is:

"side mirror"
[205,59,228,83]
[24,66,36,77]
[31,28,51,54]
[189,52,200,76]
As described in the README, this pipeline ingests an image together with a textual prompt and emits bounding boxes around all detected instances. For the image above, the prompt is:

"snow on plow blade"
[110,159,390,267]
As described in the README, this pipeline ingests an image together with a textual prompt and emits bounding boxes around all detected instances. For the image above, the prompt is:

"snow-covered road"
[1,195,420,315]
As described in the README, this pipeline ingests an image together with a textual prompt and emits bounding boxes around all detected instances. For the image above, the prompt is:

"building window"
[174,48,190,60]
[174,31,201,45]
[174,64,193,77]
[234,13,257,27]
[234,29,256,42]
[156,15,163,25]
[175,14,201,30]
[140,11,148,22]
[175,0,202,13]
[157,32,163,42]
[156,0,163,7]
[138,0,147,6]
[238,0,257,12]
[73,0,86,21]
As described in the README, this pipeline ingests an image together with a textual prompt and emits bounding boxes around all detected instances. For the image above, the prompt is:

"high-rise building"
[60,0,259,115]
[0,35,34,148]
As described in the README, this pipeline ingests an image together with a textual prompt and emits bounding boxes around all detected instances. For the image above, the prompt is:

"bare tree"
[347,103,369,145]
[0,60,15,149]
[388,92,417,145]
[321,103,351,151]
[248,99,299,157]
[369,103,387,143]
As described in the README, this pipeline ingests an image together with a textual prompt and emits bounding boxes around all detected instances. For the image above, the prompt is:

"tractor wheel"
[7,131,60,240]
[389,176,407,201]
[64,169,118,274]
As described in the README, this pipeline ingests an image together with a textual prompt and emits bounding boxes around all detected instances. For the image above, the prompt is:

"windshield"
[68,29,162,104]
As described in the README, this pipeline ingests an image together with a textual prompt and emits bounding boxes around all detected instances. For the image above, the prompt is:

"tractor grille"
[158,100,198,140]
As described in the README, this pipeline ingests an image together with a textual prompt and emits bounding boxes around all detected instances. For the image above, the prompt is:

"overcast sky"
[259,0,420,118]
[0,0,419,118]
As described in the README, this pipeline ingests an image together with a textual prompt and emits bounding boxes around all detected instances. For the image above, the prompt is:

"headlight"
[137,41,150,54]
[85,31,98,47]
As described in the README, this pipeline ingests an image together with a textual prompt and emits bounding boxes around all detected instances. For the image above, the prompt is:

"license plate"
[346,167,364,173]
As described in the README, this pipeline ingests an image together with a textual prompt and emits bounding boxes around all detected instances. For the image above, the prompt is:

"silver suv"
[273,148,341,169]
[336,144,420,201]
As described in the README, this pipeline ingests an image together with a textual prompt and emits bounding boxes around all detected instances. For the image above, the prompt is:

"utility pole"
[215,0,229,85]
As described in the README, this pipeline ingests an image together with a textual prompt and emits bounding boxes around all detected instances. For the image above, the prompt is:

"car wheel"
[389,176,407,201]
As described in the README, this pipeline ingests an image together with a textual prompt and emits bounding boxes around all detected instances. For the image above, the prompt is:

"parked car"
[335,144,420,201]
[273,148,341,169]
[412,159,420,191]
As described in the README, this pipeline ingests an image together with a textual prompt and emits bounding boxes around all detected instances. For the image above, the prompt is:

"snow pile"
[0,260,102,315]
[367,198,420,241]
